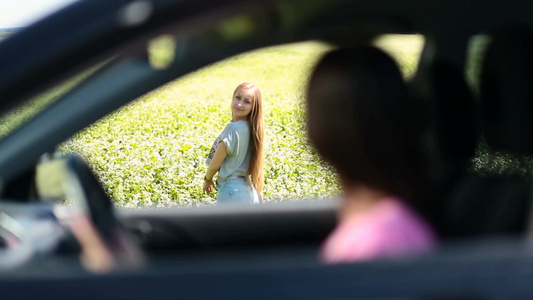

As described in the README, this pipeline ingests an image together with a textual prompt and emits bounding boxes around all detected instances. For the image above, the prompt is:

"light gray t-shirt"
[206,120,251,181]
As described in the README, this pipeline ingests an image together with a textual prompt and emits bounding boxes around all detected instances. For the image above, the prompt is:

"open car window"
[0,31,427,209]
[57,41,339,208]
[466,34,533,177]
[50,34,425,208]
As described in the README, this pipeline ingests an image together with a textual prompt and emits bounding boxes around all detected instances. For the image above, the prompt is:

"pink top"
[321,197,436,263]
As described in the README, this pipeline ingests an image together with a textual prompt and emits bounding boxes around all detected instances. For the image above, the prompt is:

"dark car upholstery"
[480,25,533,154]
[441,25,532,238]
[409,46,480,236]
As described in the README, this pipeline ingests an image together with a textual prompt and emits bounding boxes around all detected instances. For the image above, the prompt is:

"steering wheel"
[62,153,143,273]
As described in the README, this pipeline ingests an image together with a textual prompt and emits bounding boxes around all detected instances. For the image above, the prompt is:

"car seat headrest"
[480,26,533,155]
[410,60,480,179]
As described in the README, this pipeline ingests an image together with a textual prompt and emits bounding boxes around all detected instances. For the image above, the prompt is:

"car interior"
[0,0,532,298]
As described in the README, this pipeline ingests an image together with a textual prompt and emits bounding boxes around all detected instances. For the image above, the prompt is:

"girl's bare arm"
[203,142,228,193]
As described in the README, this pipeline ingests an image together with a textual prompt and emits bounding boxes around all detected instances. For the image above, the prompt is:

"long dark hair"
[306,46,428,206]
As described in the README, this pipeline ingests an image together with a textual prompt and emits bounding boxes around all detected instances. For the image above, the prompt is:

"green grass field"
[60,41,344,207]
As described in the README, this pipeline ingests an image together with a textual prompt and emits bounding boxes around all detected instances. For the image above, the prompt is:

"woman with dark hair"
[306,46,436,263]
[203,82,264,204]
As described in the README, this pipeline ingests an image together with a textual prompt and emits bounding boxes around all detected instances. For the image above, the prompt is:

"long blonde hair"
[233,82,264,194]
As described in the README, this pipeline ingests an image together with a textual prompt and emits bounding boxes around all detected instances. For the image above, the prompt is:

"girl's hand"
[203,179,216,194]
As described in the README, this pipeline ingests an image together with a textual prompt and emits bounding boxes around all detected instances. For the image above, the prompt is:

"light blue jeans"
[216,177,259,205]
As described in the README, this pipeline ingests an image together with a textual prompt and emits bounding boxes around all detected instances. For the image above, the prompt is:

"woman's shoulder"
[321,198,436,263]
[225,120,250,133]
[373,197,436,242]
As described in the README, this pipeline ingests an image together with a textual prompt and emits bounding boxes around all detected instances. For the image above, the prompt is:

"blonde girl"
[203,82,264,204]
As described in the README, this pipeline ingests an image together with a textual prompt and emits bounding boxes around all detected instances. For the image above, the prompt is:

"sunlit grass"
[61,41,342,207]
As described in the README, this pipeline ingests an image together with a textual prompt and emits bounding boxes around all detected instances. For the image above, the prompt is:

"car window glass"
[0,0,78,30]
[0,30,13,41]
[56,35,425,209]
[465,34,491,94]
[0,60,112,141]
[373,34,425,78]
[147,34,177,70]
[466,34,532,177]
